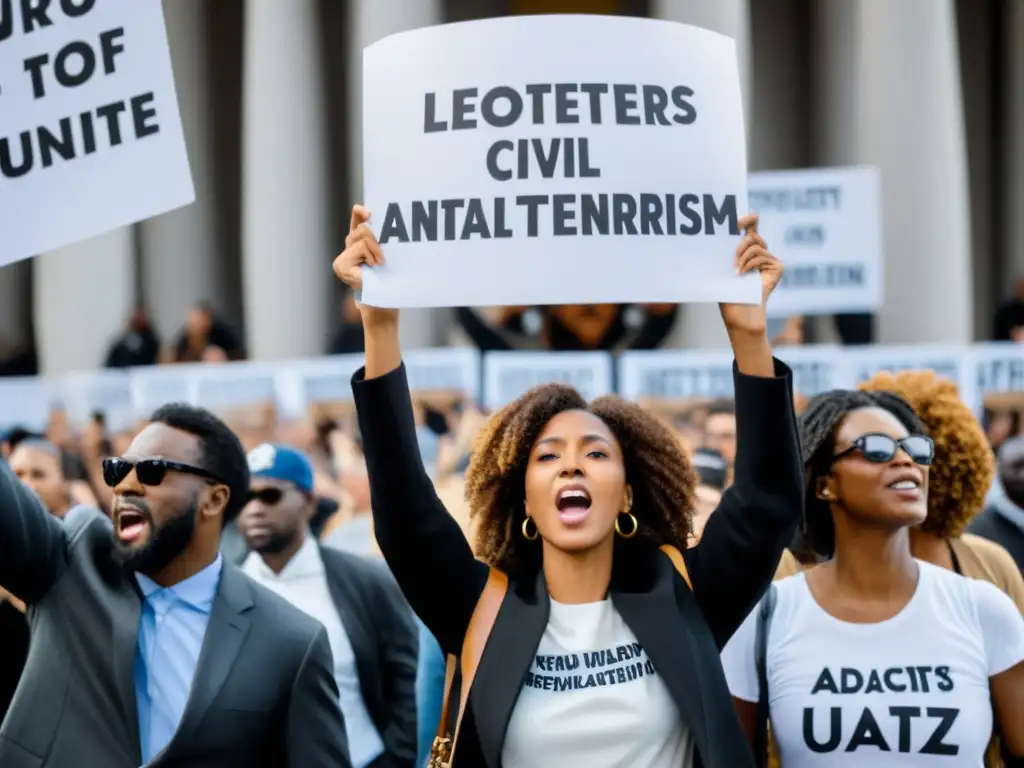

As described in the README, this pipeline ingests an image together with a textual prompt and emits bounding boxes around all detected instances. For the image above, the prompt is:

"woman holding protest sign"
[334,204,802,767]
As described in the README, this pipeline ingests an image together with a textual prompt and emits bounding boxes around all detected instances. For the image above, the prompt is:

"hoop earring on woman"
[522,516,539,541]
[616,512,638,539]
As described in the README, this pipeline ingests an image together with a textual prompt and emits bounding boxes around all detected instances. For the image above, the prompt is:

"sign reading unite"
[0,0,193,267]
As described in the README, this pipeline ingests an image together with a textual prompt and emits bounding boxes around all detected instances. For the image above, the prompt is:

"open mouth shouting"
[556,483,592,526]
[114,504,151,545]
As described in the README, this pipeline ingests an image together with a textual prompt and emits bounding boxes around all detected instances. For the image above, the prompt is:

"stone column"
[34,229,136,374]
[241,0,333,360]
[814,0,973,343]
[1005,0,1024,290]
[138,0,224,347]
[347,0,445,350]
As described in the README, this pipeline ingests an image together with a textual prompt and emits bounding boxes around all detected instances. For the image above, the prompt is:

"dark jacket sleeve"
[352,364,488,656]
[286,626,353,768]
[371,564,419,765]
[683,359,802,649]
[0,458,67,603]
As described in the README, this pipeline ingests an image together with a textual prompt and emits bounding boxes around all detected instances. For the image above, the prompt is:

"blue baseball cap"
[246,443,314,494]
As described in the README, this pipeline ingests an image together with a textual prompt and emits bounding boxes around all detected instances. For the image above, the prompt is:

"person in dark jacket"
[104,308,161,369]
[333,205,802,768]
[970,435,1024,573]
[238,443,418,768]
[0,404,350,767]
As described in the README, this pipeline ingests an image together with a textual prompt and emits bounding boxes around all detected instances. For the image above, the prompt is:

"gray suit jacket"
[0,459,352,768]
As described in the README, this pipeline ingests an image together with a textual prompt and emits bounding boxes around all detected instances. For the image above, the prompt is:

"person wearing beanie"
[239,443,418,768]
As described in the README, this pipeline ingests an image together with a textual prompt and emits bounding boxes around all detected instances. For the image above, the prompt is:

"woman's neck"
[908,528,954,570]
[829,527,918,598]
[542,540,614,604]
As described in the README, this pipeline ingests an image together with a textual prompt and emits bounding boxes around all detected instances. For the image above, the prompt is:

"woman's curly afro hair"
[464,382,697,577]
[857,370,994,538]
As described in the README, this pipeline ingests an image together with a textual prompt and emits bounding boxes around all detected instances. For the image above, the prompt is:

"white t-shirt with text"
[503,597,694,768]
[720,561,1024,767]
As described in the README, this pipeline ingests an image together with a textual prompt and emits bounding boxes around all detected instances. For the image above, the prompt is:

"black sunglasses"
[831,433,934,467]
[247,487,287,506]
[102,457,223,488]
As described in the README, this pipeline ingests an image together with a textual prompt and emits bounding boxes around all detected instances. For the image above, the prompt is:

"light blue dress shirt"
[134,555,223,763]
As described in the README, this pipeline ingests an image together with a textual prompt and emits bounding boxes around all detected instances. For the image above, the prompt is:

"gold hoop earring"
[522,516,539,541]
[615,512,638,539]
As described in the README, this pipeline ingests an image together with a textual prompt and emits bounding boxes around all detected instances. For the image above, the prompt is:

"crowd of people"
[0,207,1020,767]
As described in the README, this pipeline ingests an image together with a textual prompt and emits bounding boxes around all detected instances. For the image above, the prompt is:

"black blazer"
[352,361,803,768]
[318,546,419,767]
[0,459,351,768]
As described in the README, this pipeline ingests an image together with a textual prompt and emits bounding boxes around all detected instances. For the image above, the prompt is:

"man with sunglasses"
[0,403,351,767]
[238,443,418,768]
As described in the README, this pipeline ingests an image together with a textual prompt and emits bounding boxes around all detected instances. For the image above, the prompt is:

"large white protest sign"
[483,351,613,410]
[0,0,193,266]
[748,167,882,317]
[361,15,757,309]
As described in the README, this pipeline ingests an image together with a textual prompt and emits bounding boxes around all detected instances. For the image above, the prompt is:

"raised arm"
[0,456,68,604]
[337,205,488,655]
[683,215,803,647]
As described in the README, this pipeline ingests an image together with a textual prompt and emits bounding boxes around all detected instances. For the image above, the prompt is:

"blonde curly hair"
[858,370,994,538]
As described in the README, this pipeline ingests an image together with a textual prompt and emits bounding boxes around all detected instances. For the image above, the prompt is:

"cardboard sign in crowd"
[0,0,193,266]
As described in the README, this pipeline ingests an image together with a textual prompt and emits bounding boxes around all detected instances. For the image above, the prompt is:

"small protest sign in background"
[483,351,614,411]
[361,15,757,309]
[748,166,882,317]
[0,0,193,267]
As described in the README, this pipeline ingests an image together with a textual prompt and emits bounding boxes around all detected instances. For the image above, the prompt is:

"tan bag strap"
[659,544,694,590]
[430,568,508,766]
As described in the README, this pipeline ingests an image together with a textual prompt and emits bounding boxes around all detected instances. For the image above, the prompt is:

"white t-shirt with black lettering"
[502,597,694,768]
[720,560,1024,767]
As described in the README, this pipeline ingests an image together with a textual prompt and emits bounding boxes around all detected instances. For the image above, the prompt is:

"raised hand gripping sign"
[360,15,758,309]
[0,0,193,267]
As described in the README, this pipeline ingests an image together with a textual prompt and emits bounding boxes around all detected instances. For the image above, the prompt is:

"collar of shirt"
[242,534,324,583]
[134,554,223,613]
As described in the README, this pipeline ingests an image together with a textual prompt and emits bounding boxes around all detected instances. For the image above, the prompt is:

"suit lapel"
[321,550,373,684]
[111,579,143,764]
[611,554,711,759]
[169,564,254,748]
[472,571,548,768]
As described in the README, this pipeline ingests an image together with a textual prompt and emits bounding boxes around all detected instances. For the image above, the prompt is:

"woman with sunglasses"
[721,389,1024,767]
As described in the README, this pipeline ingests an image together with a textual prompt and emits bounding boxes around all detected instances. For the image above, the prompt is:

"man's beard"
[253,528,298,555]
[113,497,198,577]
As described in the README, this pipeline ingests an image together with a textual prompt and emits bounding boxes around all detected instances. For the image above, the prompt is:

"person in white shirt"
[238,443,418,768]
[721,389,1024,767]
